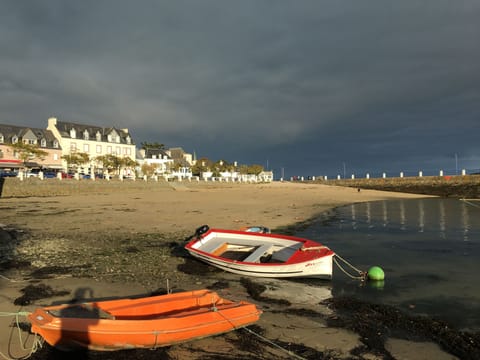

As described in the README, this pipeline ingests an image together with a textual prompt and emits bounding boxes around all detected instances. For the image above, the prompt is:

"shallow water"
[297,198,480,332]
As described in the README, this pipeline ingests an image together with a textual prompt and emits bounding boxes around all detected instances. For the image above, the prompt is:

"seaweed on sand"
[29,346,172,360]
[324,296,480,360]
[177,257,222,275]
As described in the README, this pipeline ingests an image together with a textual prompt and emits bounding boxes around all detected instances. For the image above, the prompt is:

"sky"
[1,1,479,179]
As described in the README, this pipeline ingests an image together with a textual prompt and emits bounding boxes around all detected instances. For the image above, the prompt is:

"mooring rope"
[0,275,29,283]
[242,327,308,360]
[333,254,366,280]
[0,311,43,360]
[460,198,480,208]
[211,306,307,360]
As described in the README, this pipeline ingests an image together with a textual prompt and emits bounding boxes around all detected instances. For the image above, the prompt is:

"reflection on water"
[298,198,480,332]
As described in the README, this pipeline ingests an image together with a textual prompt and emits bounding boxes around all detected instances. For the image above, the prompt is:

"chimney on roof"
[48,117,57,126]
[121,128,129,133]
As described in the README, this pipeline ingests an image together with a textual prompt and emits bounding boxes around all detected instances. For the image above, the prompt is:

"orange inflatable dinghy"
[28,289,261,351]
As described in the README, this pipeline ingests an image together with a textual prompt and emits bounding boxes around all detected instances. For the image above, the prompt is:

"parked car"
[61,172,74,179]
[25,169,40,178]
[0,170,18,177]
[43,172,57,179]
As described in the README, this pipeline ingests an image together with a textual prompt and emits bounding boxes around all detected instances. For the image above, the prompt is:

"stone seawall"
[2,176,479,199]
[0,177,177,197]
[320,175,480,198]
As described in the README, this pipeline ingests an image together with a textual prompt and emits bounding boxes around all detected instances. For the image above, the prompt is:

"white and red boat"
[185,225,335,279]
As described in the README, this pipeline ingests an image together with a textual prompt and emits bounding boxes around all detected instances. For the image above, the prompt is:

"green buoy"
[367,266,385,281]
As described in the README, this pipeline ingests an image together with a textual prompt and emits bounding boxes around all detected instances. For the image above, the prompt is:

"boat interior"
[45,291,245,321]
[196,233,303,263]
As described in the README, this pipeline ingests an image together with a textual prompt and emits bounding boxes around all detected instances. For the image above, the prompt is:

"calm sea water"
[296,198,480,332]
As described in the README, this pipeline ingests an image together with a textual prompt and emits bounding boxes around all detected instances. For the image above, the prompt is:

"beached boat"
[28,289,261,351]
[185,225,335,279]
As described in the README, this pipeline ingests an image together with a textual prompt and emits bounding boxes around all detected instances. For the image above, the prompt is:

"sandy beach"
[0,180,466,359]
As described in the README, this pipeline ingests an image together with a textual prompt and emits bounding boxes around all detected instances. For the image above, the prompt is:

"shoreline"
[2,181,476,359]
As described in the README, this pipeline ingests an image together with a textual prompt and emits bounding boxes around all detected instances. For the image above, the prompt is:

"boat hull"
[188,250,333,278]
[185,227,335,279]
[28,289,261,351]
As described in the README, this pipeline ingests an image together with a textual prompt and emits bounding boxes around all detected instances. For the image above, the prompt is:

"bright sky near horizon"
[1,1,479,178]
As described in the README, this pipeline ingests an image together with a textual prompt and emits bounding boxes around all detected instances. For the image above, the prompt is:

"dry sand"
[1,181,457,359]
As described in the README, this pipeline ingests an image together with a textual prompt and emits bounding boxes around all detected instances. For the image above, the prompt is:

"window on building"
[53,154,58,160]
[41,138,47,147]
[12,136,18,144]
[96,131,102,142]
[126,136,131,144]
[71,143,77,151]
[116,146,121,155]
[107,134,112,142]
[107,146,112,154]
[70,128,76,139]
[96,145,102,153]
[53,140,59,148]
[83,144,90,152]
[0,134,4,143]
[83,130,89,140]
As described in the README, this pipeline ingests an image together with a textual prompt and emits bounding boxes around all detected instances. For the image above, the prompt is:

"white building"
[136,148,173,176]
[47,117,136,174]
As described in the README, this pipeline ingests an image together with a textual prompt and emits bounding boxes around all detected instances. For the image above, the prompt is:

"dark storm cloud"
[1,1,479,177]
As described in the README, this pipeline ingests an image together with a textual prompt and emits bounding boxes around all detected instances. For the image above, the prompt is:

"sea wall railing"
[289,167,480,182]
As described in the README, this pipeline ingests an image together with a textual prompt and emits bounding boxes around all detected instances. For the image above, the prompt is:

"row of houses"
[0,117,194,178]
[0,117,273,182]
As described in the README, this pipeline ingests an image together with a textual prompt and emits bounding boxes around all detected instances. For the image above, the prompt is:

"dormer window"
[116,135,120,143]
[96,131,101,142]
[53,140,59,148]
[107,134,112,142]
[41,138,47,147]
[12,135,18,144]
[126,136,131,144]
[0,134,4,143]
[83,130,89,140]
[70,128,76,139]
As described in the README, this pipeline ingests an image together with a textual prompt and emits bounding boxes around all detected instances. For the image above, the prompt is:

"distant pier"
[311,175,480,199]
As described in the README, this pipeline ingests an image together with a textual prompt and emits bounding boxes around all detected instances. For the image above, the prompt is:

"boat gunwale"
[185,228,335,267]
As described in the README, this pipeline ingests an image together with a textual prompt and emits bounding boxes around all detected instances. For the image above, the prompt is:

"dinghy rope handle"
[0,311,43,360]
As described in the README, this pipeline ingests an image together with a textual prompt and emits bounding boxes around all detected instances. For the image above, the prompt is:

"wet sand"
[1,180,469,359]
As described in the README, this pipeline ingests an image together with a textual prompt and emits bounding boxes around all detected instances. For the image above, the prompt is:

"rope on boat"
[333,254,366,281]
[242,327,308,360]
[0,311,43,360]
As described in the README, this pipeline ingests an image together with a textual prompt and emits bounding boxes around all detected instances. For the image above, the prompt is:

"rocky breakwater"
[324,175,480,198]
